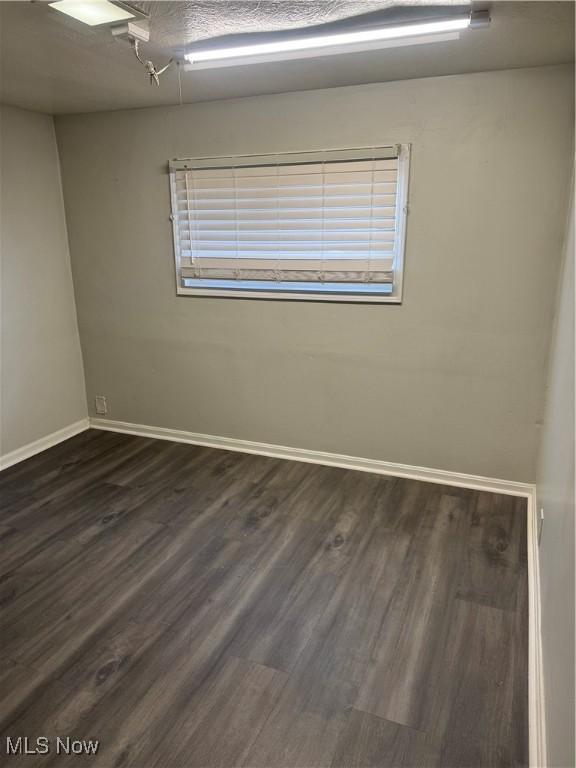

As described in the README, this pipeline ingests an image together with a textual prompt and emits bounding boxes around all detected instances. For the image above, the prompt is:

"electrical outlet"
[538,507,544,544]
[94,395,108,416]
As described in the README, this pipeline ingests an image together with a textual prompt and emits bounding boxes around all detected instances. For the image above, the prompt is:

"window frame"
[169,144,410,303]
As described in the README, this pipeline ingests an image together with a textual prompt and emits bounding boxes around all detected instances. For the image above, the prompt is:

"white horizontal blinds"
[171,148,399,285]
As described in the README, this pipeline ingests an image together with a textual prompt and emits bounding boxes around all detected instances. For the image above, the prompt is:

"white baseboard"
[90,416,545,766]
[90,417,534,497]
[0,418,90,471]
[3,414,544,765]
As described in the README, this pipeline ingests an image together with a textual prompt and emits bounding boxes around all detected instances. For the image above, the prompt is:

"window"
[169,144,410,302]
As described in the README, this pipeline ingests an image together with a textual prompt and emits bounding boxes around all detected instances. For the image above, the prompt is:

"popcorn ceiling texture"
[135,1,464,48]
[2,1,571,113]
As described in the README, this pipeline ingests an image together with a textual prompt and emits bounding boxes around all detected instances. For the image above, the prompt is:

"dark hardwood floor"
[0,430,528,767]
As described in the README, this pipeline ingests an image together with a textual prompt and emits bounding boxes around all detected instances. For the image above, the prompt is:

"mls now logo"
[6,738,50,756]
[5,736,100,755]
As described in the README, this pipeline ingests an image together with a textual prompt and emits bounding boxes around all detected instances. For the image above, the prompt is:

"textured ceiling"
[138,1,401,46]
[0,1,574,114]
[131,1,467,48]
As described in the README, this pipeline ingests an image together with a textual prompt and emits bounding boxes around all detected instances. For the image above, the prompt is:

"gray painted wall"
[537,185,575,768]
[55,65,573,481]
[0,105,87,457]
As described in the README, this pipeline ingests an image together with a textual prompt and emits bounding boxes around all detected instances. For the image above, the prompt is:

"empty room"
[0,1,574,766]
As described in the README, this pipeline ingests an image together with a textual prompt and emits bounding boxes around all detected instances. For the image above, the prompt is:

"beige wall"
[537,184,575,768]
[0,105,87,457]
[55,65,574,481]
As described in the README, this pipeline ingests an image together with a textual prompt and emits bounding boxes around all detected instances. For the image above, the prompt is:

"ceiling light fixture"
[185,12,489,69]
[49,0,136,27]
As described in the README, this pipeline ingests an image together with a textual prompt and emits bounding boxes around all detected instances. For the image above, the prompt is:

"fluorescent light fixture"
[185,16,474,68]
[49,0,135,26]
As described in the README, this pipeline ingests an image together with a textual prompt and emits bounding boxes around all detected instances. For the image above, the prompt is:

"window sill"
[178,279,401,303]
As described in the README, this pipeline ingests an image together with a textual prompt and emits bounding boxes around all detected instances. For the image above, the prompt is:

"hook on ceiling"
[111,18,174,87]
[132,39,173,86]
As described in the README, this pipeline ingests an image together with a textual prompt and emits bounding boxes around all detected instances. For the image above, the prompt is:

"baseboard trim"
[89,417,533,497]
[10,414,538,765]
[0,418,90,471]
[90,416,545,765]
[527,487,547,768]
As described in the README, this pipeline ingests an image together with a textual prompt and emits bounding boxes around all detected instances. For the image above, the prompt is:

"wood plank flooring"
[0,430,528,767]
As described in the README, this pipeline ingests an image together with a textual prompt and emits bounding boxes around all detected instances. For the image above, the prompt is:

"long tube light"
[185,15,482,68]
